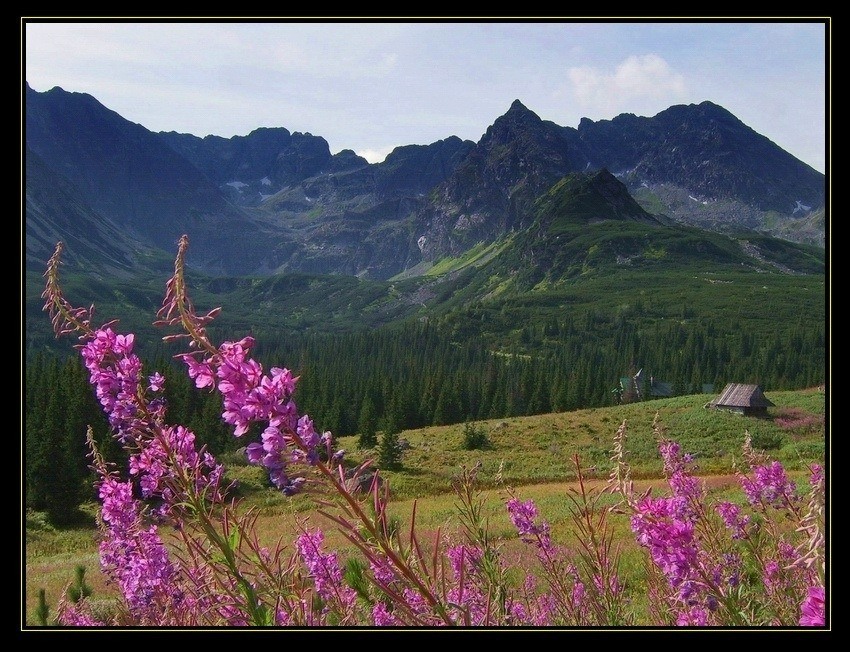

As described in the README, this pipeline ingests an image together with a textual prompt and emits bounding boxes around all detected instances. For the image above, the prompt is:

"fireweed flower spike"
[616,420,826,627]
[44,244,267,625]
[628,437,709,618]
[164,239,474,625]
[42,241,95,337]
[295,529,358,622]
[154,239,322,494]
[56,429,186,626]
[152,237,455,623]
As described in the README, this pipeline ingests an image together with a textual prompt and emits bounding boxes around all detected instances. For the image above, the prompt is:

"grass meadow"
[24,387,825,626]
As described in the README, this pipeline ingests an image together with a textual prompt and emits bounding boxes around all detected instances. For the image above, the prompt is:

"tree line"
[24,311,824,526]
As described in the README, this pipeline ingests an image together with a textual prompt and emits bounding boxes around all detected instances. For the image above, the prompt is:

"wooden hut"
[709,383,775,416]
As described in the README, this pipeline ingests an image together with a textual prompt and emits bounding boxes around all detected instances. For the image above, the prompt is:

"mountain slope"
[593,101,824,213]
[24,145,156,275]
[158,127,355,207]
[25,83,291,276]
[24,166,825,425]
[577,101,825,234]
[414,100,592,258]
[417,168,824,308]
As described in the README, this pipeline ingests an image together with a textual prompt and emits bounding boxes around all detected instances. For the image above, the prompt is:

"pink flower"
[373,602,398,626]
[799,586,825,626]
[148,372,165,392]
[114,332,135,354]
[676,606,709,626]
[741,461,797,509]
[716,501,750,539]
[58,603,104,626]
[296,529,356,612]
[507,498,552,551]
[181,354,215,389]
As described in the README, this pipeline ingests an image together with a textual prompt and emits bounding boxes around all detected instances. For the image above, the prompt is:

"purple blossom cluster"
[445,545,489,625]
[368,544,494,626]
[128,424,225,509]
[80,328,144,441]
[505,495,604,625]
[78,325,225,513]
[631,493,702,605]
[741,460,798,510]
[295,529,357,619]
[629,439,722,623]
[799,586,825,627]
[506,498,552,552]
[715,501,750,539]
[658,439,702,510]
[95,471,183,624]
[627,438,827,627]
[508,575,556,626]
[58,603,104,627]
[369,588,436,627]
[181,337,332,494]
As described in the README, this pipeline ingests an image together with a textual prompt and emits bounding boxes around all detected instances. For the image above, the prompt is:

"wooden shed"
[709,383,775,416]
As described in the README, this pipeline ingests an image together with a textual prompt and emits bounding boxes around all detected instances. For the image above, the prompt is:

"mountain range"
[24,83,825,283]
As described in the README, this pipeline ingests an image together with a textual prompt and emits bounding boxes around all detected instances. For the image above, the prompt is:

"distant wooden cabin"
[649,377,674,398]
[709,383,775,416]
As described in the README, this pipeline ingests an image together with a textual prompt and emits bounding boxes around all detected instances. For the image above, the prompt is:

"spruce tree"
[377,427,402,470]
[377,401,403,470]
[37,383,84,526]
[357,393,378,449]
[25,355,53,510]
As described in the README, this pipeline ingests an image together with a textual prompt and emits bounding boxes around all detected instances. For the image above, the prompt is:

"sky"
[23,19,829,173]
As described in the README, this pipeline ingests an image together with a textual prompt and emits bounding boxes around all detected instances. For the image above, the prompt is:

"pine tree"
[377,426,403,470]
[38,380,84,526]
[34,589,50,626]
[377,399,403,470]
[66,565,93,603]
[24,355,54,510]
[357,393,378,449]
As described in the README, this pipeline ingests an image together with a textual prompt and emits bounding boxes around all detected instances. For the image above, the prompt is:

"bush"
[749,429,784,451]
[461,421,491,450]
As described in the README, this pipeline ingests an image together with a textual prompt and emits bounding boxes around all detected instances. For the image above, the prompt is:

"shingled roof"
[710,383,775,409]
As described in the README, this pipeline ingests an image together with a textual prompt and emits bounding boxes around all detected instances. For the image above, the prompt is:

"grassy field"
[23,387,826,626]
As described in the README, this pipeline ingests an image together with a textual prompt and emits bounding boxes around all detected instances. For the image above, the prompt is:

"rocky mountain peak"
[535,168,660,226]
[486,98,544,136]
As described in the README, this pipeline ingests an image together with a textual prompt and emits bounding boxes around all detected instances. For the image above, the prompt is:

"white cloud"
[356,147,394,164]
[569,54,687,116]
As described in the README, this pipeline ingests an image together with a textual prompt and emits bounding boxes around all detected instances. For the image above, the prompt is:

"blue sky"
[24,20,829,173]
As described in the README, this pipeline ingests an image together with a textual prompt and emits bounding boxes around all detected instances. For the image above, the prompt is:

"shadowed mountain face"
[25,85,825,280]
[25,145,149,275]
[579,101,824,215]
